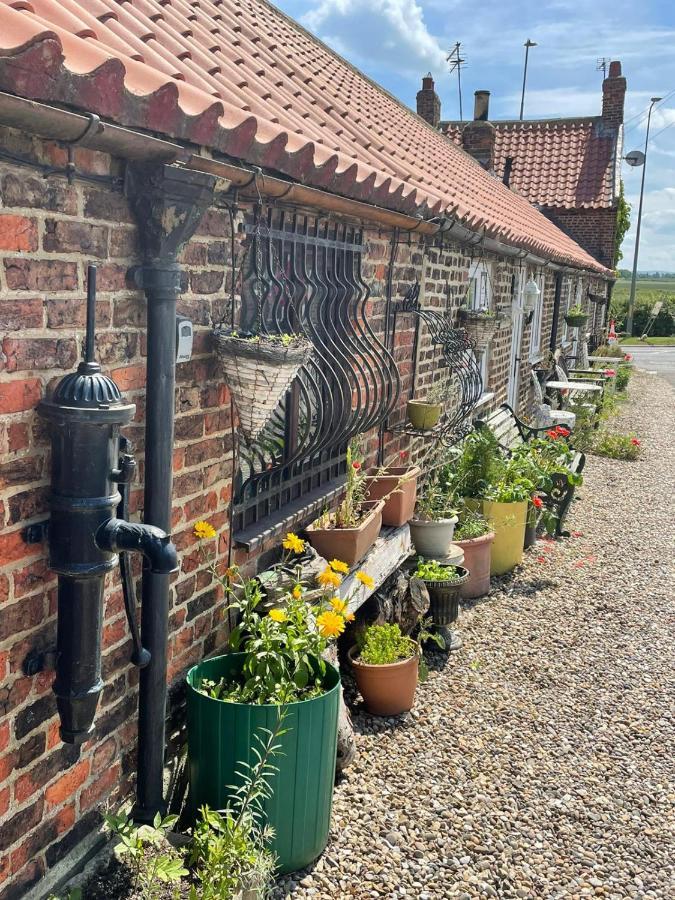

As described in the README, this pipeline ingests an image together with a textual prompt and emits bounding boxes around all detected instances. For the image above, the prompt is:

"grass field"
[619,336,675,345]
[612,278,675,306]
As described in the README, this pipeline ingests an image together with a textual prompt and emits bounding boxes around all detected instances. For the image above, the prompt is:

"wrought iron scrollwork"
[232,210,400,538]
[394,282,483,444]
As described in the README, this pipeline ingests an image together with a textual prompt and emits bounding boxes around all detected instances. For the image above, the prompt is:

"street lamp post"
[519,39,537,120]
[626,96,662,336]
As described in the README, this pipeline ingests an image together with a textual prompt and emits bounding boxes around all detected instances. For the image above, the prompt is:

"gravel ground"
[274,371,675,900]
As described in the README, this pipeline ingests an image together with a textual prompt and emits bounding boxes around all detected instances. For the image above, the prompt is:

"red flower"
[630,438,640,446]
[399,450,408,460]
[571,531,583,538]
[546,429,559,439]
[352,461,361,469]
[625,353,632,361]
[536,556,547,564]
[604,369,616,377]
[532,495,543,509]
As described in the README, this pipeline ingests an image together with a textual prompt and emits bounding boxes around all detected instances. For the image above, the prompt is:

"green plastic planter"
[186,653,340,875]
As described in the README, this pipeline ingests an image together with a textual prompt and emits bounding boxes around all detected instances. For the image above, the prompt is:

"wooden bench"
[473,404,585,537]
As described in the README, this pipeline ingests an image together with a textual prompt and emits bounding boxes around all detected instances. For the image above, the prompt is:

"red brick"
[111,364,145,391]
[4,259,78,292]
[0,751,18,782]
[185,437,223,467]
[0,299,44,331]
[7,486,49,524]
[6,423,29,453]
[0,456,43,489]
[0,530,40,566]
[97,263,130,292]
[1,173,78,215]
[0,575,8,604]
[44,220,108,257]
[0,215,37,252]
[79,762,120,811]
[0,379,42,414]
[102,617,126,649]
[3,337,77,374]
[0,798,43,851]
[91,737,117,776]
[0,724,9,753]
[0,789,8,819]
[190,270,223,293]
[45,759,90,807]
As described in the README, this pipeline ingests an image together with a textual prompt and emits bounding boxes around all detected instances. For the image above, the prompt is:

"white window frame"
[528,272,546,362]
[468,262,493,312]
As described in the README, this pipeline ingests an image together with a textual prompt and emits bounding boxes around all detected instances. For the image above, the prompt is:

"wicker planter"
[306,500,384,567]
[458,309,499,345]
[564,314,588,329]
[421,566,469,626]
[365,465,420,527]
[212,330,313,442]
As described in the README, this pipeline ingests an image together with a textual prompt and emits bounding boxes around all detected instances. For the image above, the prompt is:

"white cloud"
[301,0,447,78]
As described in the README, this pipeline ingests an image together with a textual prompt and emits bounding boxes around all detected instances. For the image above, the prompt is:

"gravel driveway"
[275,371,675,900]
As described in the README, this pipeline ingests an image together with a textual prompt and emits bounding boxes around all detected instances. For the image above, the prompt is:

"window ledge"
[528,352,545,365]
[474,392,495,410]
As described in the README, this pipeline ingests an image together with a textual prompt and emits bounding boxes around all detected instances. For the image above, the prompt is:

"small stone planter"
[306,500,384,567]
[409,516,458,559]
[422,566,469,625]
[365,465,421,527]
[348,644,419,716]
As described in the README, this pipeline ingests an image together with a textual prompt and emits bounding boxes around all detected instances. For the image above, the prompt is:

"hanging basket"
[213,330,313,442]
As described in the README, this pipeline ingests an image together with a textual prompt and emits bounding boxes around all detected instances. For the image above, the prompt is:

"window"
[468,262,493,311]
[561,276,574,344]
[528,272,546,361]
[231,210,398,547]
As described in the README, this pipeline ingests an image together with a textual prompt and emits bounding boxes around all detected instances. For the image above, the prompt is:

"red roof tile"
[0,0,608,272]
[442,118,619,210]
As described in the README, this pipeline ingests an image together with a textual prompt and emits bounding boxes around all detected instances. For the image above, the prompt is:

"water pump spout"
[96,520,178,575]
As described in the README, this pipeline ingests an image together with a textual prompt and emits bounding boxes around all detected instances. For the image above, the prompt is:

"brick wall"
[545,207,618,270]
[0,125,603,895]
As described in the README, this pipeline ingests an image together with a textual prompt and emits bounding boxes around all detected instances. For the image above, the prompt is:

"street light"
[519,39,537,120]
[625,96,662,336]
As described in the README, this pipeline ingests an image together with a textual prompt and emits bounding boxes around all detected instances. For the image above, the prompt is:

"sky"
[274,0,675,271]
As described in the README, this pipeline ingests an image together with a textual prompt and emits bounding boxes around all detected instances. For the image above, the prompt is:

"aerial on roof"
[442,117,621,210]
[0,0,608,273]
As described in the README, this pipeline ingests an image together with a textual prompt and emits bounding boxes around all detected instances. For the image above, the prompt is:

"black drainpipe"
[126,164,215,821]
[549,272,563,353]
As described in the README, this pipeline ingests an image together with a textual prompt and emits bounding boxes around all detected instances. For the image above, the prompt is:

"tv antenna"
[597,58,609,79]
[447,42,466,122]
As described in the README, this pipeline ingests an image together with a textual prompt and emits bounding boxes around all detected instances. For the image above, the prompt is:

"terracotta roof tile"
[0,0,608,272]
[442,118,619,210]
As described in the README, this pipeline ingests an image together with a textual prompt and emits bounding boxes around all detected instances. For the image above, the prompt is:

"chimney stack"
[461,90,496,171]
[601,60,626,127]
[474,90,490,121]
[417,73,441,128]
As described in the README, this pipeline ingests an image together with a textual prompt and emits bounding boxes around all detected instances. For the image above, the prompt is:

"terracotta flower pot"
[453,532,495,599]
[348,645,419,716]
[306,500,384,567]
[365,465,421,527]
[409,516,458,559]
[422,566,470,625]
[406,400,442,430]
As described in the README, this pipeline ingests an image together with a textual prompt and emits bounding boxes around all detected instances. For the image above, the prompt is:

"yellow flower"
[329,559,350,574]
[317,568,342,589]
[292,585,303,599]
[268,608,287,623]
[344,612,355,623]
[223,566,238,581]
[356,571,375,589]
[282,532,305,554]
[330,596,348,614]
[316,610,345,638]
[194,520,216,540]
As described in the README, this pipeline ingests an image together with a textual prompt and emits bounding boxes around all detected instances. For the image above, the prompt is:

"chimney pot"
[474,90,490,121]
[602,60,626,126]
[608,60,622,78]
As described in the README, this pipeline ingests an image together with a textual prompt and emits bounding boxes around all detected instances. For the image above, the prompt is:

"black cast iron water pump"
[38,265,178,744]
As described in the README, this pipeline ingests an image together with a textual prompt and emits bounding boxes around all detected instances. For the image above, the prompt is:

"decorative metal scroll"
[394,282,483,444]
[232,209,400,538]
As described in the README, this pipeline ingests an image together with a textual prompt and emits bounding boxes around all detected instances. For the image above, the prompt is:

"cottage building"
[0,0,611,893]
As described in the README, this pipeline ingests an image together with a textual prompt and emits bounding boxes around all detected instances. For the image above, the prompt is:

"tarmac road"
[624,345,675,387]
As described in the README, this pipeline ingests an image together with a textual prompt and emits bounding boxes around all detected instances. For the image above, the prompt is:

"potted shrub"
[187,529,363,874]
[348,623,422,716]
[307,441,383,566]
[365,451,421,527]
[453,509,495,599]
[406,382,444,430]
[413,558,469,626]
[564,304,588,329]
[408,477,458,559]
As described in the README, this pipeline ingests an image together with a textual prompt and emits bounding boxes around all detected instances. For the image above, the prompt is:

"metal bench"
[474,404,585,536]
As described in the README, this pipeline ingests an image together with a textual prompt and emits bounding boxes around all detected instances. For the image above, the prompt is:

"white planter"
[409,516,458,559]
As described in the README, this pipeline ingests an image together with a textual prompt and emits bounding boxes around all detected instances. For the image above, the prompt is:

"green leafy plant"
[454,508,491,541]
[356,623,417,666]
[615,366,631,392]
[614,180,631,266]
[591,432,642,460]
[314,437,369,528]
[593,343,627,359]
[104,812,188,900]
[414,558,460,582]
[566,304,586,318]
[188,719,284,900]
[451,428,505,500]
